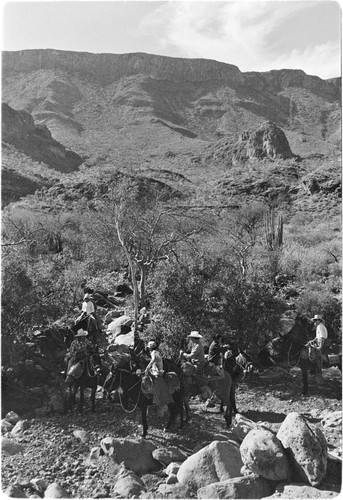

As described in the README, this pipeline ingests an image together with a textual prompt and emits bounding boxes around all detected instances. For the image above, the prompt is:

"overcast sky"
[2,1,341,79]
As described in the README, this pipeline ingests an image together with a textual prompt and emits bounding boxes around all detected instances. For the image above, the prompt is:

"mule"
[104,357,185,438]
[68,352,105,412]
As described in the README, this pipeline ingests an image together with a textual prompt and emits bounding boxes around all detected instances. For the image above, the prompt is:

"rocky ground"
[1,366,341,498]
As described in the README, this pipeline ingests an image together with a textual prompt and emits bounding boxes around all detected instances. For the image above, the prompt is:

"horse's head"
[286,314,313,346]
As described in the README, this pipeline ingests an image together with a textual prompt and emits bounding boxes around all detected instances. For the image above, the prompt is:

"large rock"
[1,436,25,455]
[156,483,192,498]
[152,446,187,465]
[197,475,274,499]
[111,465,146,498]
[5,411,21,425]
[262,482,338,498]
[240,428,291,481]
[233,121,294,163]
[106,315,133,336]
[277,412,327,486]
[4,484,27,498]
[100,437,160,474]
[1,419,14,433]
[177,440,243,491]
[44,482,71,498]
[11,419,29,435]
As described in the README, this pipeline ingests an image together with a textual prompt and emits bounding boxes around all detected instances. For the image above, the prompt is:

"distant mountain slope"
[2,50,340,163]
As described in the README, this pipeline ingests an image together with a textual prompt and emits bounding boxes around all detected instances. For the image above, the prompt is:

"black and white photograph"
[1,0,341,498]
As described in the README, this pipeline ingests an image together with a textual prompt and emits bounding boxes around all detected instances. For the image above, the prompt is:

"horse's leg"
[79,385,84,412]
[301,361,308,395]
[184,398,191,422]
[91,383,96,413]
[230,381,238,414]
[141,400,148,438]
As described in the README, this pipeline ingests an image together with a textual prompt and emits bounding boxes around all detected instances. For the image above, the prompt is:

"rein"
[287,342,307,368]
[107,369,142,414]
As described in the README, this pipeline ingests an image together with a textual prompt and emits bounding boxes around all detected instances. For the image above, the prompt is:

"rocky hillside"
[2,103,83,205]
[1,49,341,208]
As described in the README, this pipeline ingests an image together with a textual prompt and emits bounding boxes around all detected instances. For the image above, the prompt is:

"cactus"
[264,208,283,251]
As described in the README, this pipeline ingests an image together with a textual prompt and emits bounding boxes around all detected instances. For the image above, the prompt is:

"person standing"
[145,340,173,414]
[208,334,226,374]
[310,314,328,379]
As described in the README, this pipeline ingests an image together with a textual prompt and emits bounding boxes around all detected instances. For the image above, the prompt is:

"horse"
[72,314,100,346]
[103,356,185,438]
[223,350,254,414]
[257,314,341,395]
[68,351,105,412]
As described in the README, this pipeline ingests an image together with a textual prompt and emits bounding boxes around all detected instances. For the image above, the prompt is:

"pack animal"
[68,352,105,412]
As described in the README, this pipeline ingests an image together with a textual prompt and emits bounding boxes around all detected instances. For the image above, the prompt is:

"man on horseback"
[180,331,205,374]
[64,329,95,383]
[309,314,328,379]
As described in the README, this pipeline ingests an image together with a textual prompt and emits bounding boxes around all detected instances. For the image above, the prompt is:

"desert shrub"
[148,254,287,356]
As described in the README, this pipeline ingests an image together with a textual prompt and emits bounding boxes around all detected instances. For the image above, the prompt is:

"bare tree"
[93,178,209,328]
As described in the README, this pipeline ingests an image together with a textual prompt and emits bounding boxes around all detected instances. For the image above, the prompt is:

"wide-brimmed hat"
[147,341,157,350]
[311,314,323,321]
[187,331,202,339]
[75,328,88,337]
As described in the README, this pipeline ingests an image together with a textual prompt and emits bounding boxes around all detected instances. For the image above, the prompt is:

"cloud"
[138,1,340,78]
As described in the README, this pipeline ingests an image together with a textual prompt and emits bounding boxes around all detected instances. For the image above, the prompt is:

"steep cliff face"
[2,102,83,173]
[2,50,244,85]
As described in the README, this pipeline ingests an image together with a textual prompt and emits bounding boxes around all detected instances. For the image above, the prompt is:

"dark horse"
[72,315,100,345]
[68,352,105,412]
[103,357,186,438]
[257,314,341,395]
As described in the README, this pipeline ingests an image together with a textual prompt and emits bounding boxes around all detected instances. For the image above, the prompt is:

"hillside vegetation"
[1,50,341,370]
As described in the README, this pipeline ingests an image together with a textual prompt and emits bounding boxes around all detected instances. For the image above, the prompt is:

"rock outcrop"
[233,121,294,163]
[2,102,82,173]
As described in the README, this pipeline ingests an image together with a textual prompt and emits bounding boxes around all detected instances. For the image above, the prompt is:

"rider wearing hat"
[64,329,94,382]
[145,340,173,412]
[310,314,328,378]
[181,331,205,374]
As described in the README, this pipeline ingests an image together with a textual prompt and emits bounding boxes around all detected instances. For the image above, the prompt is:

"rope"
[117,372,142,413]
[287,342,306,368]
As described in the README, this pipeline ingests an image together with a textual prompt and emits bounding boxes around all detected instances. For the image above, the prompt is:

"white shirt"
[82,301,95,315]
[316,323,328,340]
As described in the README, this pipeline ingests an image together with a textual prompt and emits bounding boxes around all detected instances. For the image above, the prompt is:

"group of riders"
[63,291,329,410]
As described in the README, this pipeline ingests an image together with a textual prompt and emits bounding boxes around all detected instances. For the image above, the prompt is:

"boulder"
[5,411,21,425]
[156,483,192,498]
[11,419,29,435]
[106,315,133,337]
[165,462,181,475]
[262,482,338,498]
[152,446,187,465]
[73,429,89,443]
[197,475,274,499]
[44,482,71,498]
[111,465,146,498]
[4,484,27,498]
[277,412,327,486]
[1,419,14,433]
[30,478,48,494]
[100,437,160,474]
[240,428,291,481]
[1,436,25,455]
[104,309,125,324]
[177,440,243,491]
